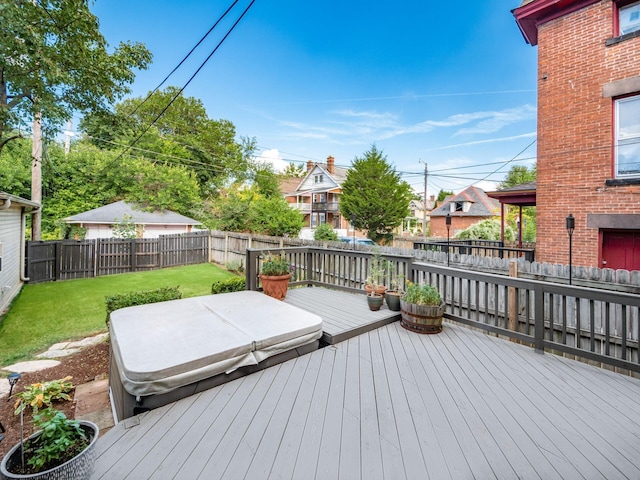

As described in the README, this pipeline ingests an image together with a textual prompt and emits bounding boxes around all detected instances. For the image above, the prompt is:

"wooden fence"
[246,246,640,374]
[26,232,209,283]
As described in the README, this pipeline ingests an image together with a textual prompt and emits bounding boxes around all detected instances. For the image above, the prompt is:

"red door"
[601,230,640,271]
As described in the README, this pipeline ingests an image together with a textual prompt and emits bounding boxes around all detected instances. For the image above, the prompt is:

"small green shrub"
[314,223,339,241]
[211,277,246,294]
[402,282,442,306]
[226,259,244,274]
[23,408,89,473]
[105,286,182,326]
[13,376,75,416]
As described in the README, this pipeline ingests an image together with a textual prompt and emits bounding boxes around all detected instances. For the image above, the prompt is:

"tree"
[499,164,536,189]
[112,214,137,239]
[249,196,304,237]
[80,87,254,196]
[281,162,305,178]
[314,223,339,241]
[0,1,152,155]
[339,145,413,243]
[456,219,516,241]
[436,189,453,204]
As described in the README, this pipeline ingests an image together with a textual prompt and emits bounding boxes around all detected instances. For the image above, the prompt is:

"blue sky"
[90,0,538,197]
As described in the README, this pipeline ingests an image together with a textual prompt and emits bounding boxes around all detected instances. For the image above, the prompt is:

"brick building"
[429,186,499,238]
[513,0,640,270]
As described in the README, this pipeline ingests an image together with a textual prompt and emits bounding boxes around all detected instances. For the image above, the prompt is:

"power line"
[115,0,256,161]
[128,0,241,116]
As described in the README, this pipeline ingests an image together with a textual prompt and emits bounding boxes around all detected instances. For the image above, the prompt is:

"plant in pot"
[364,249,388,297]
[384,273,405,312]
[259,251,293,300]
[400,281,446,334]
[1,377,99,480]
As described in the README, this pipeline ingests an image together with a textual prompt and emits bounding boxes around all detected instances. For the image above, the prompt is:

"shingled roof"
[429,186,499,217]
[65,201,201,226]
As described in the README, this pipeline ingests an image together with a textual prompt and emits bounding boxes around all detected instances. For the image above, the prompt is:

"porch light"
[566,214,575,285]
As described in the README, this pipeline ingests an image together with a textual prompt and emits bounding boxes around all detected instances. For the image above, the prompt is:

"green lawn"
[0,263,238,367]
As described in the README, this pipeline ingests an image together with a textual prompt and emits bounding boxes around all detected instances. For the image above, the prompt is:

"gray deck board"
[93,289,640,480]
[284,287,400,344]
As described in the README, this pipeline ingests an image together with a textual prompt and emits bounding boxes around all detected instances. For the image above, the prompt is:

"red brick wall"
[535,0,640,267]
[430,216,490,238]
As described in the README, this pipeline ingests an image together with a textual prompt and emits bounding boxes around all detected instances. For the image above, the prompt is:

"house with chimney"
[513,0,640,270]
[283,156,353,238]
[428,186,500,238]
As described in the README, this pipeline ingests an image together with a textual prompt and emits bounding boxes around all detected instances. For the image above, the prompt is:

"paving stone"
[36,348,82,359]
[1,359,61,373]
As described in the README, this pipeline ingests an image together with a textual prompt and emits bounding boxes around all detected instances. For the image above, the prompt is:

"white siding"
[0,205,24,313]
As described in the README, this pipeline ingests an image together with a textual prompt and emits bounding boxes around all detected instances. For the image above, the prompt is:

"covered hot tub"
[109,290,323,421]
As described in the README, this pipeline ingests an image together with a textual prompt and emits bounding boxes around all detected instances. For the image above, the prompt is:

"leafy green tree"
[80,87,254,196]
[314,223,339,241]
[251,163,281,198]
[339,145,413,243]
[112,214,137,239]
[436,189,454,203]
[0,137,31,197]
[0,0,151,154]
[281,162,305,177]
[249,196,304,237]
[456,219,516,241]
[499,164,537,189]
[499,164,537,242]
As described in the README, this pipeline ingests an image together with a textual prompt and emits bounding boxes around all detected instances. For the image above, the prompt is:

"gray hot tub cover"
[110,290,323,396]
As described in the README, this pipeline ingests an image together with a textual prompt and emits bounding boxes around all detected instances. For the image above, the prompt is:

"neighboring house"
[513,0,640,270]
[0,193,39,313]
[284,156,352,238]
[428,186,499,238]
[64,201,201,239]
[397,194,436,236]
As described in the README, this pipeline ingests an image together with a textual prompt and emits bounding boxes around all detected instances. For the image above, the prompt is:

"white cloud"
[254,148,288,173]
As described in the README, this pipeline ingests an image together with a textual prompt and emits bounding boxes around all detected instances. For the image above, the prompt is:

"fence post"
[508,260,518,337]
[534,283,544,353]
[246,249,257,291]
[54,241,61,281]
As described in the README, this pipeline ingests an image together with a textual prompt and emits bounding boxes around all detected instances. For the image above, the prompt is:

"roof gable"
[65,201,201,225]
[429,186,499,217]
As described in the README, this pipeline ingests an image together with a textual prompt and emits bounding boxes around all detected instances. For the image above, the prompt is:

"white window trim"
[614,95,640,178]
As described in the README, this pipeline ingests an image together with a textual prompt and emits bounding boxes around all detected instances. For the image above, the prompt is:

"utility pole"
[419,159,427,240]
[64,119,72,155]
[31,113,43,240]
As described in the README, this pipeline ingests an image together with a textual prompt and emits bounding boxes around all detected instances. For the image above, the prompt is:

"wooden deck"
[92,289,640,479]
[284,287,400,344]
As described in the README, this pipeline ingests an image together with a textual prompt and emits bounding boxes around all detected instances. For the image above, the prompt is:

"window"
[615,95,640,178]
[314,174,323,184]
[619,1,640,35]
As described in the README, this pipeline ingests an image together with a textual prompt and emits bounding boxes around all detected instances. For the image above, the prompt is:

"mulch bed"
[0,341,110,460]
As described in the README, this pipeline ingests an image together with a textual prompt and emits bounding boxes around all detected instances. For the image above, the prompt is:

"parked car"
[339,237,376,245]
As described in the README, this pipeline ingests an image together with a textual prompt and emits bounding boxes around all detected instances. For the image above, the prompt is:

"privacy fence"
[246,246,640,375]
[26,232,209,283]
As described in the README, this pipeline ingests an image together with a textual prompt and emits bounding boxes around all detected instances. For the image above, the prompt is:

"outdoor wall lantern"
[566,214,575,285]
[446,213,452,266]
[7,372,20,401]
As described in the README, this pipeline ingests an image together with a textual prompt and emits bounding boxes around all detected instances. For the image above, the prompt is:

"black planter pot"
[0,421,99,480]
[384,291,402,311]
[366,293,384,311]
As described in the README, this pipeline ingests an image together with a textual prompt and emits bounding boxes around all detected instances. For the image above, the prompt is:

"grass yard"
[0,263,238,368]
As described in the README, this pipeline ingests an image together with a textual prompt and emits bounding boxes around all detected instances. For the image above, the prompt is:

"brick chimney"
[327,156,335,174]
[307,160,313,172]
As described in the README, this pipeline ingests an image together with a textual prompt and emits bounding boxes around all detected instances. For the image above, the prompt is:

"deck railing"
[246,246,640,374]
[414,239,536,262]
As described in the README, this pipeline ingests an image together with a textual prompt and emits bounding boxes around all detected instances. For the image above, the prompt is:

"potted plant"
[400,281,445,334]
[259,251,292,300]
[2,377,99,479]
[384,274,405,312]
[364,249,388,297]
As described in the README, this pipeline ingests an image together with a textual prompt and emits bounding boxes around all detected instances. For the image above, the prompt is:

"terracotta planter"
[1,421,98,480]
[366,293,384,311]
[400,299,445,334]
[385,291,402,311]
[365,284,387,296]
[260,273,291,300]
